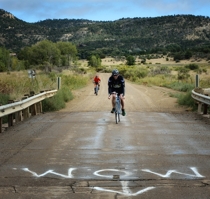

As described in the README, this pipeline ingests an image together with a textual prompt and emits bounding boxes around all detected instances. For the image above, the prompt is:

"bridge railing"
[191,88,210,114]
[0,90,57,133]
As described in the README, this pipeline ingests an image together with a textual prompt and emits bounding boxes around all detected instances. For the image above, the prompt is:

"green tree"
[88,55,101,68]
[56,41,77,66]
[173,52,184,62]
[27,40,61,66]
[185,50,192,59]
[0,47,10,72]
[126,55,135,65]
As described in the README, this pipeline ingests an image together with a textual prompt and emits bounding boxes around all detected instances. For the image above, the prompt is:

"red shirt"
[94,76,101,83]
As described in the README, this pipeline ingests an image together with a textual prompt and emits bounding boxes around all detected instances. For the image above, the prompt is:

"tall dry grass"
[0,71,56,101]
[0,70,90,108]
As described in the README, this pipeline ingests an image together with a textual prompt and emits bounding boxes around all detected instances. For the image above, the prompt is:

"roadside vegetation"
[0,39,210,112]
[0,70,90,112]
[99,57,210,110]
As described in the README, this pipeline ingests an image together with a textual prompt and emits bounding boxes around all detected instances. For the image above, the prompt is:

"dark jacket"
[108,75,125,96]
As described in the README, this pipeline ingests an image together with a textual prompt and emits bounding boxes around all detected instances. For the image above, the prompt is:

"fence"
[0,90,57,133]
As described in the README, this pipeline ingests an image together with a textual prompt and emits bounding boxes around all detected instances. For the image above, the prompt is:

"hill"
[1,9,210,58]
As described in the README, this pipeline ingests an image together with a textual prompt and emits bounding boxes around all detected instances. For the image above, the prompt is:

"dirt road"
[62,73,187,113]
[0,73,210,198]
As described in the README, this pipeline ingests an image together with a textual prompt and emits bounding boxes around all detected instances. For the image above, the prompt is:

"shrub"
[0,93,10,105]
[176,91,197,110]
[126,55,135,65]
[42,86,73,111]
[177,68,190,81]
[185,64,199,70]
[166,82,194,92]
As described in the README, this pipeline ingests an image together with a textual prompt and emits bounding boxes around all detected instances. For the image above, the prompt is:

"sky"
[1,0,210,23]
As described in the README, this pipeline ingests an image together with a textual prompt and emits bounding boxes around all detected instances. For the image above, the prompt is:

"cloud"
[1,0,210,22]
[136,0,210,13]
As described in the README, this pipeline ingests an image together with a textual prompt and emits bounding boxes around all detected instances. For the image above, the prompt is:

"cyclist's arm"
[108,79,112,96]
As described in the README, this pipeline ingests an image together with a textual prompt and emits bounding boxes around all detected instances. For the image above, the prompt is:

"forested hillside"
[1,8,210,58]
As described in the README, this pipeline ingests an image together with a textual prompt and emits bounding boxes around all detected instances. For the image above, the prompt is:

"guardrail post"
[197,102,202,114]
[31,104,37,116]
[203,94,209,115]
[8,100,14,127]
[203,104,208,114]
[23,108,30,119]
[36,101,42,113]
[195,74,199,87]
[39,102,43,113]
[15,111,22,123]
[57,77,61,90]
[21,96,30,119]
[36,102,40,113]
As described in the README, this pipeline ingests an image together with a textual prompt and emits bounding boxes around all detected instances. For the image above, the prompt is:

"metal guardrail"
[191,89,210,114]
[191,89,210,105]
[0,90,57,133]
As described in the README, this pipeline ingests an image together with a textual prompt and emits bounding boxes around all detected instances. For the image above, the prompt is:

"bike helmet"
[112,69,119,76]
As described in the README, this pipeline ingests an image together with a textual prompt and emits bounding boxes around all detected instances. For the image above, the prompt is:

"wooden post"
[8,114,13,127]
[203,94,209,115]
[36,102,42,114]
[15,111,22,123]
[203,104,208,114]
[31,104,37,116]
[197,102,202,114]
[23,108,30,119]
[40,101,43,113]
[8,100,14,127]
[30,91,35,96]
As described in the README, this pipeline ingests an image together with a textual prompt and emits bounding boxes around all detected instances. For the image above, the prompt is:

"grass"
[0,69,90,112]
[0,71,57,101]
[104,61,210,109]
[1,57,209,111]
[42,86,74,111]
[165,82,194,92]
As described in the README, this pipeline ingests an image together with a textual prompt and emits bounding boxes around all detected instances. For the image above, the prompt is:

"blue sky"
[1,0,210,23]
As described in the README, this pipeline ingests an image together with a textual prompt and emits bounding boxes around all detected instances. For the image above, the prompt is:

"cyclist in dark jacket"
[108,69,126,116]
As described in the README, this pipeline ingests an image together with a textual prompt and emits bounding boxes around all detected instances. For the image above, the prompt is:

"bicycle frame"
[114,92,121,124]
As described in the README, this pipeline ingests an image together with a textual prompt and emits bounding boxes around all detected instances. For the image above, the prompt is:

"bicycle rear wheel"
[115,112,118,124]
[95,85,98,95]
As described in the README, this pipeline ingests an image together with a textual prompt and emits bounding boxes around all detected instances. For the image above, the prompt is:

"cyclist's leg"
[96,83,99,94]
[94,83,97,93]
[120,94,124,109]
[120,94,126,116]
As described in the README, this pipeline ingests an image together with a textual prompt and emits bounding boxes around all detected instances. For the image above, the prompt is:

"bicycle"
[95,84,99,95]
[113,92,121,124]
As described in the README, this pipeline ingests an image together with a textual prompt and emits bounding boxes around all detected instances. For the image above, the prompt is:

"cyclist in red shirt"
[93,75,101,94]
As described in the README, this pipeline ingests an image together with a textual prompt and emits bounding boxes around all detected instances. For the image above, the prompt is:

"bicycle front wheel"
[118,112,120,122]
[115,112,120,124]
